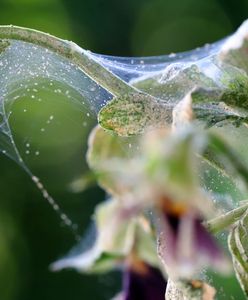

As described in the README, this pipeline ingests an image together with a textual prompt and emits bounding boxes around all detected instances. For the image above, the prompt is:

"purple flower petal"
[123,263,166,300]
[157,210,229,279]
[194,219,229,272]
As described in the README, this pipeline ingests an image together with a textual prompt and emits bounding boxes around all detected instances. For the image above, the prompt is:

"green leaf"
[87,125,131,168]
[133,63,216,100]
[86,125,138,194]
[192,88,248,127]
[84,252,123,274]
[208,132,248,186]
[98,92,172,136]
[228,210,248,297]
[98,84,248,137]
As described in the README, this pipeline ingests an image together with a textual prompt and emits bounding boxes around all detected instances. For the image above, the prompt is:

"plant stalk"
[0,25,134,97]
[204,202,248,234]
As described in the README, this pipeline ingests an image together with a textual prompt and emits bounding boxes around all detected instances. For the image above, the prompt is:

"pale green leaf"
[86,125,138,194]
[98,92,172,136]
[87,125,131,169]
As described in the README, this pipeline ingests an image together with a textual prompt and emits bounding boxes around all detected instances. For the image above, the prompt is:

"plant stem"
[0,25,134,97]
[204,203,248,234]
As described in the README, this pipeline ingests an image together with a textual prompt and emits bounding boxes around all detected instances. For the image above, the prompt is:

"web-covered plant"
[1,20,248,299]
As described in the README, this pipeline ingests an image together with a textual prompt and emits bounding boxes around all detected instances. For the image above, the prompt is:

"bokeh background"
[0,0,248,299]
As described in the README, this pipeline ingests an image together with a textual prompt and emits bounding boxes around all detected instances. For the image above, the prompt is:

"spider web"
[0,27,247,241]
[0,40,113,238]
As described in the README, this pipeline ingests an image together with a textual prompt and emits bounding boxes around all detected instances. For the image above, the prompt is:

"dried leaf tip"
[221,19,248,54]
[172,92,194,131]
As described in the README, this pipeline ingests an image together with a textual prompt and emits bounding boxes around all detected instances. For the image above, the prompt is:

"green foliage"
[98,22,248,137]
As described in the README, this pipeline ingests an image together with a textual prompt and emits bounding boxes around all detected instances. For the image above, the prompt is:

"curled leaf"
[228,210,248,297]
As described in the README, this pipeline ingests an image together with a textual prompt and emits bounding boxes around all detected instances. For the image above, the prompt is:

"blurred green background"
[0,0,248,299]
